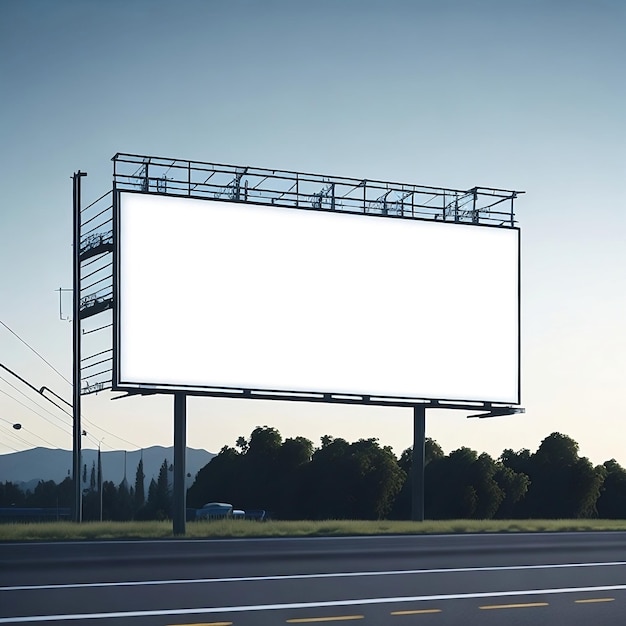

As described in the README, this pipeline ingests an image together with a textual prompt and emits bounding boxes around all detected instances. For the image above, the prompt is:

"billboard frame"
[111,154,522,410]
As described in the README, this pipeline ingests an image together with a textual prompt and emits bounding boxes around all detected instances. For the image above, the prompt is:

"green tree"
[500,448,532,475]
[502,433,605,518]
[597,460,626,518]
[243,426,283,509]
[471,453,506,518]
[275,437,314,519]
[320,435,334,448]
[530,433,604,518]
[153,458,171,519]
[350,439,405,519]
[279,436,314,467]
[302,437,351,518]
[100,480,118,520]
[427,447,481,518]
[493,464,530,518]
[398,438,444,475]
[28,480,58,507]
[115,480,133,521]
[534,432,579,467]
[56,476,73,508]
[392,439,443,519]
[247,426,282,458]
[136,478,159,520]
[134,458,145,512]
[0,481,26,507]
[89,461,96,492]
[424,448,521,520]
[304,437,404,519]
[187,445,244,509]
[189,431,315,518]
[499,448,533,517]
[147,478,157,505]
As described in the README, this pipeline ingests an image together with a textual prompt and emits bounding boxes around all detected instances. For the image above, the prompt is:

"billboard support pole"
[173,392,187,535]
[411,405,426,522]
[72,170,86,523]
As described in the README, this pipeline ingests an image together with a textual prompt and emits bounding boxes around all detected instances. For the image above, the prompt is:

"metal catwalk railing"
[112,153,522,227]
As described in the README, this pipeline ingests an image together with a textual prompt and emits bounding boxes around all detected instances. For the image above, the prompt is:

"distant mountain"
[0,446,215,492]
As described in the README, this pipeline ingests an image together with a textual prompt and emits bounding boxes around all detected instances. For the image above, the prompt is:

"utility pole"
[411,405,426,522]
[173,393,187,535]
[73,170,87,523]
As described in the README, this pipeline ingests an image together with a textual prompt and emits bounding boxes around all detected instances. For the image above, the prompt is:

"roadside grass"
[3,518,626,542]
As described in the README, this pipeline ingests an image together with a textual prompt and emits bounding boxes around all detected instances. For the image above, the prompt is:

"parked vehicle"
[195,502,233,520]
[244,509,267,521]
[194,502,261,521]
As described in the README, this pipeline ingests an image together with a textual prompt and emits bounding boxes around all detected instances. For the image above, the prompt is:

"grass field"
[2,518,626,542]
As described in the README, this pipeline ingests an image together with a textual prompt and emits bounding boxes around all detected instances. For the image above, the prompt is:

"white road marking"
[390,609,442,615]
[479,602,549,609]
[2,584,626,623]
[3,560,626,592]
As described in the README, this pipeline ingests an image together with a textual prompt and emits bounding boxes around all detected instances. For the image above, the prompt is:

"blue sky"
[1,0,625,467]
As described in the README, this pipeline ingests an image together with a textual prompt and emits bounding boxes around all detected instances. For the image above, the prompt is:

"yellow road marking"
[391,609,442,615]
[575,597,615,604]
[479,602,549,610]
[286,617,364,623]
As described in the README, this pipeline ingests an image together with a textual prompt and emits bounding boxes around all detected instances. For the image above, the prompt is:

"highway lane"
[2,532,626,624]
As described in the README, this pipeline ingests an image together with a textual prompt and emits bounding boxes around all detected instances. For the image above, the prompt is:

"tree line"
[187,427,624,520]
[0,457,173,521]
[2,427,626,520]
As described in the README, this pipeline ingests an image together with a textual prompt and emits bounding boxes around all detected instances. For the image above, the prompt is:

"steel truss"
[112,152,522,227]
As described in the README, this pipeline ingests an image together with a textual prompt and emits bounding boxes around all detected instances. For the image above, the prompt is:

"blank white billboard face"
[116,193,519,403]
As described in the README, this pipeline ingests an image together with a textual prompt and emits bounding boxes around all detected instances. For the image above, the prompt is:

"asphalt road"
[2,532,626,624]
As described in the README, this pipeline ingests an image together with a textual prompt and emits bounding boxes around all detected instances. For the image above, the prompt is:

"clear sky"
[1,0,625,467]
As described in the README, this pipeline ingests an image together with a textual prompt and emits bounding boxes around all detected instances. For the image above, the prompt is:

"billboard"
[115,191,519,404]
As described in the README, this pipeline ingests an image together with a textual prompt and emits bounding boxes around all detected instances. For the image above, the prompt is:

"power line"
[2,363,133,448]
[0,387,71,439]
[0,418,29,450]
[0,319,71,386]
[0,429,22,453]
[1,372,140,451]
[0,422,56,450]
[0,380,120,451]
[80,415,141,450]
[0,400,105,454]
[20,424,58,449]
[0,440,20,453]
[0,375,72,430]
[0,321,144,451]
[0,417,33,451]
